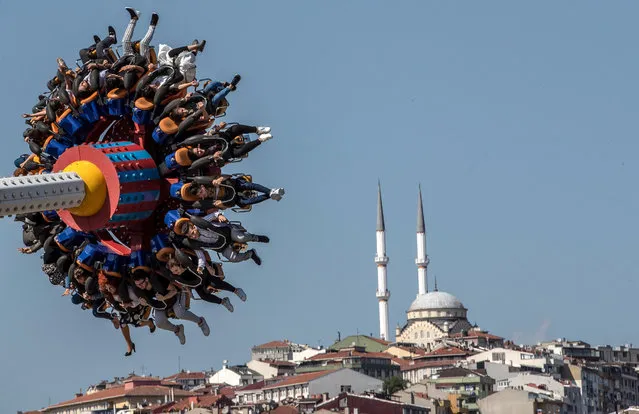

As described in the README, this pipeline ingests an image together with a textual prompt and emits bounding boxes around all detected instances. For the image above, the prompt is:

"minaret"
[416,185,429,295]
[375,182,390,340]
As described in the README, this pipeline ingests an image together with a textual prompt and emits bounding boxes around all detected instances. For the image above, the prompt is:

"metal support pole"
[0,172,85,217]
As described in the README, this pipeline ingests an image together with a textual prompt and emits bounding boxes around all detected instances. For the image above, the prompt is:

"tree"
[383,376,408,396]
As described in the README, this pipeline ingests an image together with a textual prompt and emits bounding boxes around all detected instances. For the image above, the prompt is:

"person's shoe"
[234,288,247,302]
[125,343,136,357]
[92,35,101,44]
[126,7,140,20]
[221,297,234,313]
[230,74,242,87]
[250,250,262,266]
[56,57,68,70]
[198,317,210,336]
[256,126,271,135]
[108,26,117,42]
[256,235,270,243]
[150,12,159,26]
[196,39,207,53]
[149,321,156,333]
[258,133,273,142]
[269,188,285,201]
[175,324,186,345]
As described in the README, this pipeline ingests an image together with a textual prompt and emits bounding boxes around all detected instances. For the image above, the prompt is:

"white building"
[237,368,383,405]
[293,347,325,363]
[247,359,296,379]
[467,347,563,378]
[208,362,263,387]
[505,372,583,413]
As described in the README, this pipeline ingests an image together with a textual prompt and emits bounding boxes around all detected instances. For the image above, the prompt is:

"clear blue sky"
[1,1,638,412]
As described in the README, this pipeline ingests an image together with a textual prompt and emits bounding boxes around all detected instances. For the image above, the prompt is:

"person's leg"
[139,13,158,58]
[96,35,116,60]
[172,292,202,325]
[234,178,271,195]
[92,298,113,321]
[173,292,210,336]
[122,10,139,56]
[221,245,254,263]
[139,319,156,333]
[79,48,92,64]
[195,285,222,304]
[225,124,257,137]
[120,324,134,354]
[207,275,235,293]
[229,140,262,158]
[153,309,177,332]
[236,194,270,208]
[229,226,269,244]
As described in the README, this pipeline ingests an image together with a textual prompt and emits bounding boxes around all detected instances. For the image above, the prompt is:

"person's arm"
[210,175,231,186]
[17,240,42,254]
[195,249,207,273]
[169,80,198,93]
[119,64,146,74]
[156,282,179,301]
[22,110,47,119]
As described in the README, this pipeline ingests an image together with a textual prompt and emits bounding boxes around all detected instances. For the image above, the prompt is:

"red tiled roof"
[125,375,161,382]
[450,332,504,340]
[45,385,196,410]
[263,371,331,390]
[254,340,291,348]
[419,346,470,358]
[219,385,237,398]
[151,402,176,413]
[390,357,412,369]
[400,360,456,371]
[164,371,207,380]
[367,336,391,346]
[237,380,266,392]
[387,345,428,355]
[198,394,229,407]
[264,359,296,367]
[307,350,394,361]
[270,406,300,414]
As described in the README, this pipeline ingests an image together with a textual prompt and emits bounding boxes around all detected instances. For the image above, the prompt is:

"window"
[414,332,418,339]
[340,385,352,393]
[420,331,424,338]
[492,352,505,362]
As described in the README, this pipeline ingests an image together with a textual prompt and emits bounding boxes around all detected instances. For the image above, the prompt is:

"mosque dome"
[408,291,465,312]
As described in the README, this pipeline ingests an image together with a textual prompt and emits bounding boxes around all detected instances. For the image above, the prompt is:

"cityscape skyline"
[3,1,639,413]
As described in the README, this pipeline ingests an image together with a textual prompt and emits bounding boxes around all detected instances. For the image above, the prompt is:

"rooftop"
[408,291,466,312]
[43,385,196,410]
[307,350,394,361]
[263,371,332,390]
[253,340,292,349]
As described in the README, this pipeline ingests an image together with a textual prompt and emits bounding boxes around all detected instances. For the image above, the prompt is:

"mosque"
[375,184,474,349]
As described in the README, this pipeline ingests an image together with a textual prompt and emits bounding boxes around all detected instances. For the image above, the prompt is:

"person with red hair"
[98,273,155,357]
